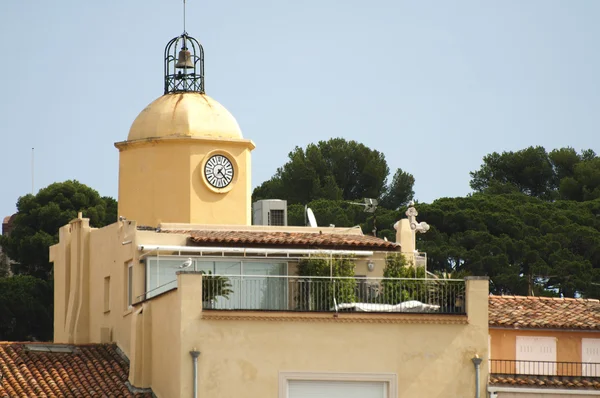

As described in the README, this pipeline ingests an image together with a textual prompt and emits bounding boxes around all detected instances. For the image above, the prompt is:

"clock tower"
[115,32,255,227]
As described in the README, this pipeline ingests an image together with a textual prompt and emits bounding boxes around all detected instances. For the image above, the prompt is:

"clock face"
[204,154,234,189]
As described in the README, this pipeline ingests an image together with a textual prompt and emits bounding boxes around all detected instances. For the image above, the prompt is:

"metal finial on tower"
[183,0,187,34]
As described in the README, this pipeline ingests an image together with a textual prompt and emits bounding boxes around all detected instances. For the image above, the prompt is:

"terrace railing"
[202,275,466,314]
[490,359,600,377]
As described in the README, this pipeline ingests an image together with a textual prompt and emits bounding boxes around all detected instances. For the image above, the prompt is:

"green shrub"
[297,257,356,310]
[382,253,427,304]
[201,271,233,308]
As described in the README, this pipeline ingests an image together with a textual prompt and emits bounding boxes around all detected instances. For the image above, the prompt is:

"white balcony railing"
[201,275,465,314]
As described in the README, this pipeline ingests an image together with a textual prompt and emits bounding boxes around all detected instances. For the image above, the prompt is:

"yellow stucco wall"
[147,291,181,398]
[87,221,139,353]
[50,216,93,345]
[149,274,489,398]
[51,219,141,353]
[116,137,254,227]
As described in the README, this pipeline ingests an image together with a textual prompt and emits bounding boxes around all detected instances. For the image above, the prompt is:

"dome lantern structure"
[164,33,205,95]
[115,5,256,227]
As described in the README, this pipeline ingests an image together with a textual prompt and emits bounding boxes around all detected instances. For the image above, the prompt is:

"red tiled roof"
[490,374,600,390]
[186,230,399,251]
[0,343,152,398]
[489,295,600,330]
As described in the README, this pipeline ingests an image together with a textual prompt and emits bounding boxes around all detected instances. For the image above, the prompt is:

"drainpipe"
[190,349,200,398]
[471,355,483,398]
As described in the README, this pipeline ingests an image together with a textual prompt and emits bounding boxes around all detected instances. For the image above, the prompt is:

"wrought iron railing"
[490,359,600,377]
[202,275,466,314]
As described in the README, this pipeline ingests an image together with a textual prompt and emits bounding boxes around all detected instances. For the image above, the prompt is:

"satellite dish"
[306,207,318,227]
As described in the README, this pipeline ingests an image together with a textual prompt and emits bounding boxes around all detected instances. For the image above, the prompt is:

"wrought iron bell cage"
[164,33,205,94]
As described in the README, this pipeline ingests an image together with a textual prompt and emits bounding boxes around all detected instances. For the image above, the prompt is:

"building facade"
[489,295,600,397]
[46,28,491,398]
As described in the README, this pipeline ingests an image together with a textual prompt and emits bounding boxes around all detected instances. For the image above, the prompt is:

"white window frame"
[143,256,290,303]
[582,338,600,377]
[278,372,397,398]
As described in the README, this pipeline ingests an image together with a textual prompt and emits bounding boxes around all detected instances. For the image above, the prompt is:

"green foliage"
[470,146,556,200]
[288,200,368,228]
[286,193,600,298]
[417,193,600,297]
[0,250,10,278]
[0,180,118,280]
[0,276,53,341]
[286,199,403,243]
[257,143,600,299]
[381,254,427,303]
[200,271,233,306]
[297,257,356,310]
[380,168,416,210]
[253,138,414,208]
[470,146,599,202]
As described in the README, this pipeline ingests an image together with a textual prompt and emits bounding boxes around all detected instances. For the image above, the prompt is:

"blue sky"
[1,1,599,218]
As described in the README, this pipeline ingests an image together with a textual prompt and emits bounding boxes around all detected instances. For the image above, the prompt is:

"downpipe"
[472,355,482,398]
[190,349,201,398]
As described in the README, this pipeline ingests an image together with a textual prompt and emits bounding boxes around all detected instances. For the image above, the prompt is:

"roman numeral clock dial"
[204,154,234,189]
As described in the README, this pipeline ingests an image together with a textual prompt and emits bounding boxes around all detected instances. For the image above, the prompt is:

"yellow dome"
[128,93,242,141]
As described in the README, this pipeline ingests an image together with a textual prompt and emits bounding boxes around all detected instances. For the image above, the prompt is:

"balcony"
[490,359,600,381]
[201,275,466,315]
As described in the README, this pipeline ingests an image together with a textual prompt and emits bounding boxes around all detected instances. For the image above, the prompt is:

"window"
[280,373,395,398]
[146,257,182,298]
[582,338,600,377]
[104,276,111,313]
[288,380,386,398]
[127,262,133,308]
[516,336,556,375]
[144,257,288,309]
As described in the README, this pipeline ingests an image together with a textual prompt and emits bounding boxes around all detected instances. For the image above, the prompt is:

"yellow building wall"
[50,217,92,344]
[147,291,181,398]
[116,137,254,227]
[87,221,139,354]
[148,274,489,398]
[51,218,145,356]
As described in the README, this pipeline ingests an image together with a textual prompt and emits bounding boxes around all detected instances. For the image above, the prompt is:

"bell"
[175,48,194,69]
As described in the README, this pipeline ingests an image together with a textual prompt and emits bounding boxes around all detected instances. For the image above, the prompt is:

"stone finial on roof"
[394,201,429,254]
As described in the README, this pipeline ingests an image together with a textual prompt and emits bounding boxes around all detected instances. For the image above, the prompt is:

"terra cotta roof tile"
[186,230,399,251]
[489,295,600,330]
[0,343,153,398]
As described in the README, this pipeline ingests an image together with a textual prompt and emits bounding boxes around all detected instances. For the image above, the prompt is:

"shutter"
[516,336,556,375]
[288,380,386,398]
[582,339,600,377]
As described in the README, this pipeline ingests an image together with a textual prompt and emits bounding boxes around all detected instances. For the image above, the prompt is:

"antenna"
[31,148,34,194]
[348,198,378,236]
[183,0,187,34]
[348,198,378,213]
[306,208,318,227]
[304,205,307,227]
